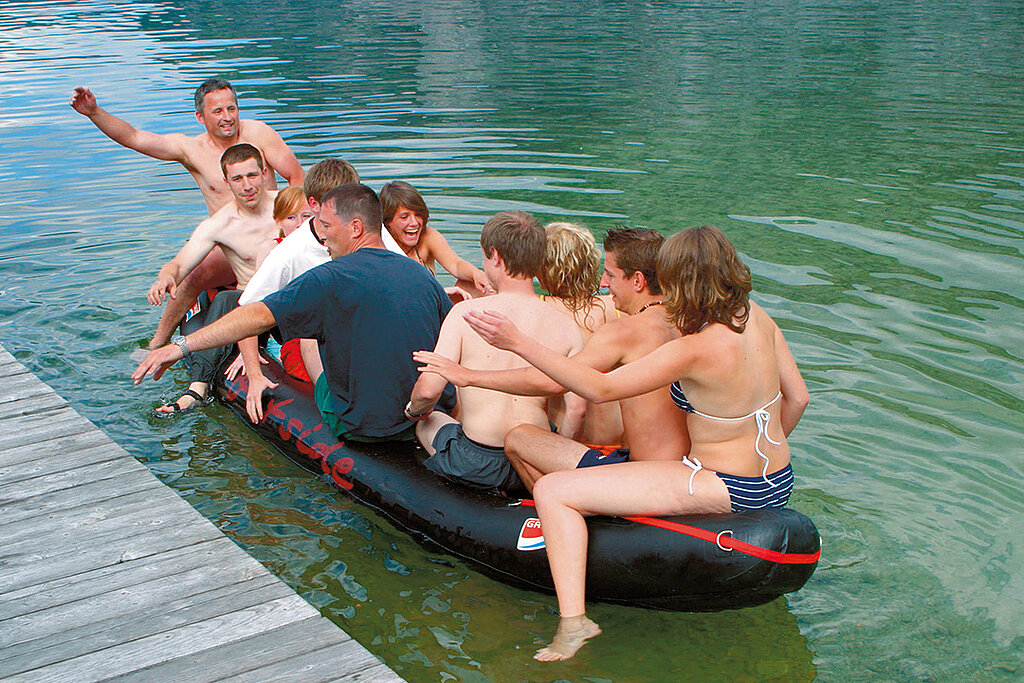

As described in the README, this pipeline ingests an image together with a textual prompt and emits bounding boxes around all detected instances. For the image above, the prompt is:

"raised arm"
[251,121,304,187]
[465,309,688,404]
[423,229,492,295]
[774,325,809,436]
[70,87,189,162]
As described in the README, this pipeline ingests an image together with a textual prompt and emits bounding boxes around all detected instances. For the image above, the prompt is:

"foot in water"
[155,382,209,416]
[533,614,601,662]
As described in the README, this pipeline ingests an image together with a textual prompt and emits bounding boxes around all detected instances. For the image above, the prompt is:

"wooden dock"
[0,344,404,682]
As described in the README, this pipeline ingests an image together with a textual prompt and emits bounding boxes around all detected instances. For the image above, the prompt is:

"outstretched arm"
[413,351,562,395]
[424,229,492,295]
[70,86,189,162]
[412,317,623,395]
[775,326,809,436]
[464,309,687,404]
[132,303,276,384]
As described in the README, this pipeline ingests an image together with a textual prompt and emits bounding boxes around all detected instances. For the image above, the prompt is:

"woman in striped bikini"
[462,224,810,662]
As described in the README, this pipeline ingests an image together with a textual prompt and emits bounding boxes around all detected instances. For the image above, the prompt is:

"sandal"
[154,388,211,418]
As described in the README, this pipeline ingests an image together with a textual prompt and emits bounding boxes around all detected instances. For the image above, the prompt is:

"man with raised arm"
[133,184,454,442]
[414,227,688,491]
[147,143,277,414]
[70,78,304,348]
[407,211,584,493]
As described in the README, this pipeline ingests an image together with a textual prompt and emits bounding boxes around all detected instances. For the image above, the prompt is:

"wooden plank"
[1,574,296,670]
[0,453,148,507]
[0,427,111,468]
[0,347,16,364]
[0,539,232,617]
[0,407,96,450]
[1,482,197,548]
[220,638,403,683]
[2,561,286,649]
[2,595,320,682]
[105,617,355,683]
[0,466,162,524]
[0,435,124,483]
[0,372,58,405]
[0,391,69,419]
[0,513,225,595]
[0,365,27,381]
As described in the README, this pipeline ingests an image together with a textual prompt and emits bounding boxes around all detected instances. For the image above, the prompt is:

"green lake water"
[1,1,1022,680]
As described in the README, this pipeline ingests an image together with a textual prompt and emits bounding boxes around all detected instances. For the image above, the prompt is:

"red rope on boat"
[517,499,820,565]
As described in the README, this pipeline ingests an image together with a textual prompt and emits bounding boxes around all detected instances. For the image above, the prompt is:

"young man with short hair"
[148,143,278,414]
[407,211,584,492]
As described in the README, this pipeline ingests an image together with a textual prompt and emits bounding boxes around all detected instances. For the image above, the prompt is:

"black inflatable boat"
[216,357,820,612]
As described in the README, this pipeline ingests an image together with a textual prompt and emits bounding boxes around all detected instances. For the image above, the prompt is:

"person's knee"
[504,423,543,457]
[533,469,572,506]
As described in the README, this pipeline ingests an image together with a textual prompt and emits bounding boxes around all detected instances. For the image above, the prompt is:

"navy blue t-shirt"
[263,247,453,438]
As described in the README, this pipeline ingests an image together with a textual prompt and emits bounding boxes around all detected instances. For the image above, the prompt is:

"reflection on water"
[1,0,1022,680]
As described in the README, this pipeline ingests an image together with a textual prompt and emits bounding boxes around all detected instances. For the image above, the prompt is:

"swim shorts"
[576,445,631,468]
[715,464,794,512]
[423,423,522,492]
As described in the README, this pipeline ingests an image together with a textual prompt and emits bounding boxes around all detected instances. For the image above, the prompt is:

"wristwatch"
[172,335,192,362]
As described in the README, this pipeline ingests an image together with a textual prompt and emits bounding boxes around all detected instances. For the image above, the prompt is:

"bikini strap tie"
[681,456,703,496]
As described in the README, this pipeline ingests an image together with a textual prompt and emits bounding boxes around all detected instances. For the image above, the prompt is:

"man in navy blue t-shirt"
[133,183,454,441]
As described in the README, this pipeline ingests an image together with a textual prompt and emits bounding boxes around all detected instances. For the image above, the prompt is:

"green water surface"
[1,1,1022,680]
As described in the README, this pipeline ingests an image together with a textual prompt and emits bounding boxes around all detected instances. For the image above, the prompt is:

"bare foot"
[533,614,601,662]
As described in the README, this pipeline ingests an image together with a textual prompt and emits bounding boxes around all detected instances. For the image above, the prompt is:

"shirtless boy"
[70,78,304,347]
[407,211,583,492]
[414,227,688,490]
[148,143,278,414]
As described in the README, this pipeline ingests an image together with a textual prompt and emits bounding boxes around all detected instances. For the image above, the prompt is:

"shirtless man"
[149,143,278,414]
[414,227,688,491]
[407,211,583,492]
[70,78,304,347]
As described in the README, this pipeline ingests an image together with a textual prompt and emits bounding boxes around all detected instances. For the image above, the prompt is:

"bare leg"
[530,462,731,661]
[299,339,324,384]
[414,410,458,455]
[504,425,588,493]
[149,248,235,348]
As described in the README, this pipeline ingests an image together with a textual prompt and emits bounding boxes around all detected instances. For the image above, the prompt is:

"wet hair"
[303,158,359,203]
[379,181,429,232]
[321,183,382,235]
[273,186,307,223]
[539,222,602,320]
[219,143,264,177]
[194,78,237,114]
[603,227,664,295]
[657,225,751,336]
[480,211,545,279]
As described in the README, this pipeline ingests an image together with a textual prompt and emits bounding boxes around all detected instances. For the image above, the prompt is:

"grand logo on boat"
[517,517,545,551]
